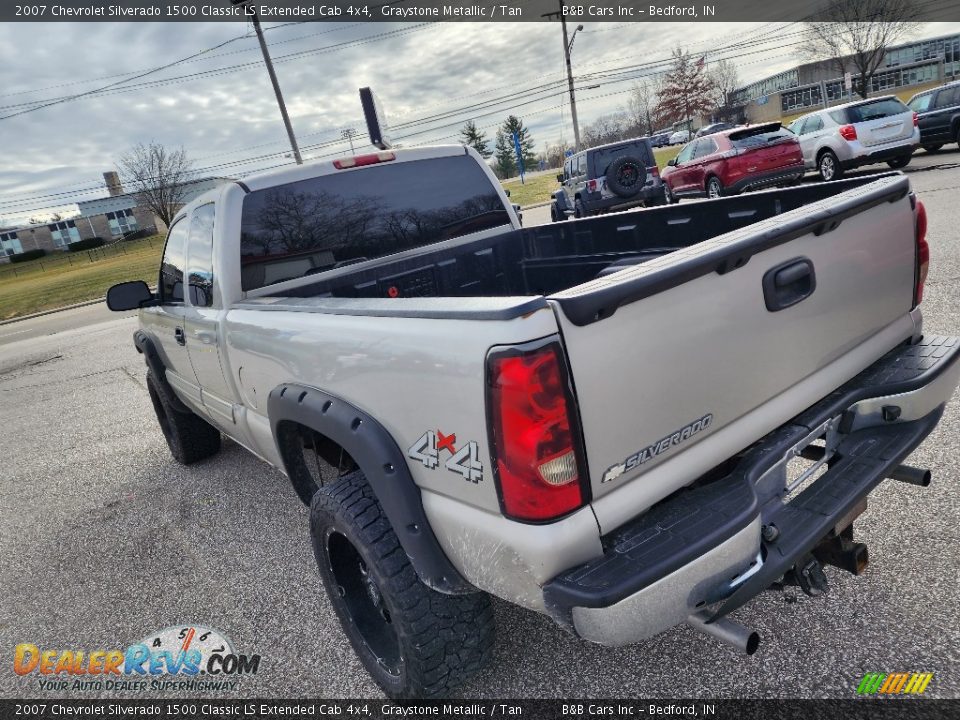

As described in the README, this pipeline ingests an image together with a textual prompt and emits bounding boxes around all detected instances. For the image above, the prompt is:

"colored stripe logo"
[857,672,934,695]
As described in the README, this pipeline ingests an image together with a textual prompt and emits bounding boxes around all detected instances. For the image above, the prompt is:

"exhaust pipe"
[888,464,931,487]
[687,610,760,655]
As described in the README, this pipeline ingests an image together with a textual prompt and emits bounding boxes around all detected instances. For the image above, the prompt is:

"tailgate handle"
[763,257,816,312]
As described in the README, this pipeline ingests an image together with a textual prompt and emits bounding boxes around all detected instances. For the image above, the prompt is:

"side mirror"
[505,189,511,197]
[557,173,565,183]
[106,280,154,311]
[667,158,678,167]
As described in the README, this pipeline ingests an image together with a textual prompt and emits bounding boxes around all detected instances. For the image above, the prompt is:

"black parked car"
[551,137,664,221]
[907,81,960,153]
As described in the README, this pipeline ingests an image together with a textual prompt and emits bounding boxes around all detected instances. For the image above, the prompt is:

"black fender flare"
[552,189,570,211]
[267,382,474,595]
[133,330,190,414]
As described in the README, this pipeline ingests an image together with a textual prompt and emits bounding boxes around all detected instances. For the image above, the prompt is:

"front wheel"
[664,184,678,204]
[887,154,911,169]
[311,471,495,699]
[818,151,843,182]
[706,176,724,199]
[550,203,561,222]
[574,198,586,218]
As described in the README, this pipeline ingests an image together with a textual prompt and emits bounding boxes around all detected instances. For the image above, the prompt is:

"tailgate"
[857,111,915,147]
[549,176,917,515]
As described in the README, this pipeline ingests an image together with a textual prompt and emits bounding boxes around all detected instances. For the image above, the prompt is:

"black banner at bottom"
[2,699,959,720]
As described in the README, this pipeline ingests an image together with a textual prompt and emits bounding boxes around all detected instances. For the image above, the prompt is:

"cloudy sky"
[1,19,959,225]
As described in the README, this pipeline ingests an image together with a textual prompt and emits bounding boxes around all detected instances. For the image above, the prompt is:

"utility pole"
[341,128,359,155]
[232,0,302,164]
[543,3,582,151]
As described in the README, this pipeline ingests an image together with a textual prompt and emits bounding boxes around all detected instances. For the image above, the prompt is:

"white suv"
[788,96,919,181]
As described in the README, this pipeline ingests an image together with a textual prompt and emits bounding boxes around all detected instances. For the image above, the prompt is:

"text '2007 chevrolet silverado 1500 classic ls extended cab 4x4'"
[107,144,959,699]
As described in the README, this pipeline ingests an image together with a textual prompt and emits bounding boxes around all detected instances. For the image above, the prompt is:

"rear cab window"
[845,98,910,123]
[239,154,510,292]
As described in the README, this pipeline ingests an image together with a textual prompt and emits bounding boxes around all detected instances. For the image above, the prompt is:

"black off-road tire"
[550,202,561,222]
[605,155,646,198]
[574,198,586,218]
[146,370,221,465]
[311,471,495,699]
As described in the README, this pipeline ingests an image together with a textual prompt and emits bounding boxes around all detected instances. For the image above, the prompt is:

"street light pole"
[233,0,302,164]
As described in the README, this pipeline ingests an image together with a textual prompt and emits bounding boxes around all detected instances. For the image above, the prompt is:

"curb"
[520,201,552,210]
[0,297,106,326]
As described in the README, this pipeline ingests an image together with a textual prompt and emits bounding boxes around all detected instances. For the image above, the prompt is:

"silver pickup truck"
[108,145,959,699]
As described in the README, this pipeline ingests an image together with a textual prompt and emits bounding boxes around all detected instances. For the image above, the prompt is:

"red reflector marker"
[915,199,929,305]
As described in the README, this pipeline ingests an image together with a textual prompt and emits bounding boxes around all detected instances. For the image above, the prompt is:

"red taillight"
[649,165,660,178]
[915,198,929,305]
[913,111,919,127]
[333,151,396,169]
[839,124,858,141]
[487,341,587,522]
[586,179,598,193]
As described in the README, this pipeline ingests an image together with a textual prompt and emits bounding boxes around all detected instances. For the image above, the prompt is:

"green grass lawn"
[0,236,163,321]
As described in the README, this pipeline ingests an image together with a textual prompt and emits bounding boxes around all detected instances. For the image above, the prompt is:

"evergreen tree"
[494,130,517,179]
[500,115,537,172]
[459,120,492,158]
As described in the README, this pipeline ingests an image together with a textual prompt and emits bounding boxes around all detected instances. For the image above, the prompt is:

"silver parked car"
[787,96,919,181]
[668,129,691,145]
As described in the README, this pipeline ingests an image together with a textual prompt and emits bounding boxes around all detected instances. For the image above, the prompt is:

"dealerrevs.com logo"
[14,625,261,692]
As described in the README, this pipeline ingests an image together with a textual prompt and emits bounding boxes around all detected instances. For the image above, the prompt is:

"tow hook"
[786,553,829,596]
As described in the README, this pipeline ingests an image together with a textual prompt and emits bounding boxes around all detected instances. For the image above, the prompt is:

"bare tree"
[627,78,660,135]
[118,142,194,229]
[708,59,741,108]
[802,0,920,100]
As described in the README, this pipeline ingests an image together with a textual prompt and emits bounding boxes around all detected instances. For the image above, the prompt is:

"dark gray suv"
[907,80,960,153]
[551,137,663,221]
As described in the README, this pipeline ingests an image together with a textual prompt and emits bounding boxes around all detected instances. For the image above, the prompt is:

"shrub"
[10,249,47,263]
[67,238,106,252]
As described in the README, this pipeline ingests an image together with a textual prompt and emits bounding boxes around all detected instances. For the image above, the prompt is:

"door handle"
[174,327,186,346]
[763,257,816,312]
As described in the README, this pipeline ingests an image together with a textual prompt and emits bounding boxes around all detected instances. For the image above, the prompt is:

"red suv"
[661,123,805,202]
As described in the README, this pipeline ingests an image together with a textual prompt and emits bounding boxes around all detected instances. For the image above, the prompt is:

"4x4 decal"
[407,430,484,483]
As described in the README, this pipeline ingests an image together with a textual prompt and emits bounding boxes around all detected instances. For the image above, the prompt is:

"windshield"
[239,155,510,292]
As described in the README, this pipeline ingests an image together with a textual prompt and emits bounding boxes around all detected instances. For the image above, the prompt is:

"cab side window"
[186,204,216,308]
[159,220,188,304]
[908,93,933,112]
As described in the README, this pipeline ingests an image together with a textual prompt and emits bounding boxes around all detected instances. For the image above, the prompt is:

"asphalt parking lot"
[2,148,960,700]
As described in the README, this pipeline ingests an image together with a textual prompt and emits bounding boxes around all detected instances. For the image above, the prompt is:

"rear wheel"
[706,176,724,199]
[311,471,495,699]
[923,144,944,153]
[817,150,842,182]
[887,154,911,169]
[146,370,220,465]
[574,198,585,218]
[550,203,562,222]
